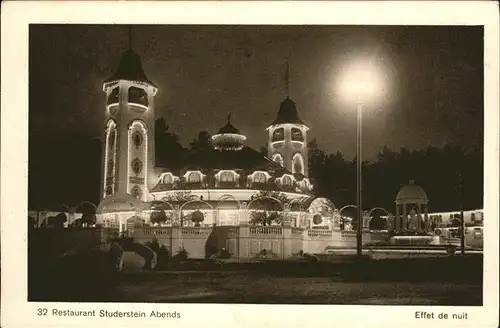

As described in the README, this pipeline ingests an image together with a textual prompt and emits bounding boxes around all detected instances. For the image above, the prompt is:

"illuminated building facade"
[96,47,338,234]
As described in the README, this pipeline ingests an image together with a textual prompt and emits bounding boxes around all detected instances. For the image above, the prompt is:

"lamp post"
[337,58,386,258]
[356,102,363,257]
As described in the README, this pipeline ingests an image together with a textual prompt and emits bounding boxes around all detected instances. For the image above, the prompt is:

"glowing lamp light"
[337,59,387,105]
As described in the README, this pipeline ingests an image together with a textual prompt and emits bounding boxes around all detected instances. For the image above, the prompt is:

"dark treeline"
[308,139,483,213]
[29,117,483,212]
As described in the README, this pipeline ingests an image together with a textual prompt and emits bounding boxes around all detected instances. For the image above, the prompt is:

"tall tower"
[101,38,157,201]
[267,59,309,177]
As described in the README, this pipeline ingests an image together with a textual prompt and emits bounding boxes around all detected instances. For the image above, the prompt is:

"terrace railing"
[307,229,333,237]
[250,226,283,235]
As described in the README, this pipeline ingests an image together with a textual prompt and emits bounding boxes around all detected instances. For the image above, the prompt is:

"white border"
[1,1,499,328]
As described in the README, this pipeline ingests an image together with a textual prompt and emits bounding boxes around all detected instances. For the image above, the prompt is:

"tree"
[155,117,185,168]
[191,210,204,227]
[249,211,282,226]
[150,210,168,225]
[312,214,323,225]
[189,131,212,150]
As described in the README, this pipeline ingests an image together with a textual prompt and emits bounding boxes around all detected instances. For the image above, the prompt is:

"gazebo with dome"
[394,180,429,232]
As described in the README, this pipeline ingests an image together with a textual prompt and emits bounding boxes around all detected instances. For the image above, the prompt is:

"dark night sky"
[29,25,483,160]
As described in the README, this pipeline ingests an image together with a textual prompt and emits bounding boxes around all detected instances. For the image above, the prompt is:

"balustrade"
[250,226,283,235]
[307,229,333,237]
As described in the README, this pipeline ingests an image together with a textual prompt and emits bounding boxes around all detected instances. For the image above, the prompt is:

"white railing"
[181,227,212,236]
[141,227,172,236]
[307,229,333,237]
[250,226,283,235]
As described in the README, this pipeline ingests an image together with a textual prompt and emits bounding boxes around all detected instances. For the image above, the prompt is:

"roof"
[104,49,157,88]
[216,122,240,135]
[396,181,428,204]
[96,192,147,214]
[180,146,286,173]
[269,97,307,127]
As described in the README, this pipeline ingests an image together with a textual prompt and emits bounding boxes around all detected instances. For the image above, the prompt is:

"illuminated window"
[282,175,292,186]
[128,87,148,106]
[292,153,304,175]
[272,128,284,142]
[163,174,173,184]
[254,172,266,183]
[107,87,119,105]
[188,172,201,183]
[272,153,284,167]
[291,128,304,142]
[131,158,143,175]
[220,171,235,182]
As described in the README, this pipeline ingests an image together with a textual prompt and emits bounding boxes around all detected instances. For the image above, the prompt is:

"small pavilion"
[395,180,429,232]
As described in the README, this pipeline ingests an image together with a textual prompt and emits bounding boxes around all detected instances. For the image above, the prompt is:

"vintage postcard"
[1,1,499,327]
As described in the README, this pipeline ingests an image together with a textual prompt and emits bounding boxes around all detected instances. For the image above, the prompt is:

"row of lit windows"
[161,171,299,187]
[271,127,304,142]
[107,86,149,107]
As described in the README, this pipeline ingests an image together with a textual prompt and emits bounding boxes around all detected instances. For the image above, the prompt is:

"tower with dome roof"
[267,59,309,178]
[101,30,158,202]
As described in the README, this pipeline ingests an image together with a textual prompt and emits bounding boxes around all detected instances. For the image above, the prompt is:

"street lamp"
[337,59,386,257]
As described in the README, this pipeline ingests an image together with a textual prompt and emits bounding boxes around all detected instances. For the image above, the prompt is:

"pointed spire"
[285,57,290,97]
[227,113,232,124]
[128,25,133,50]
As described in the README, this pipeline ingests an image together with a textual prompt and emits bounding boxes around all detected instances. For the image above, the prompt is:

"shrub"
[191,210,204,227]
[218,248,231,259]
[312,214,323,225]
[172,248,189,262]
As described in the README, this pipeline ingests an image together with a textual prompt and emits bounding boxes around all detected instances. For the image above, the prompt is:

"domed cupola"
[103,49,157,90]
[212,114,246,151]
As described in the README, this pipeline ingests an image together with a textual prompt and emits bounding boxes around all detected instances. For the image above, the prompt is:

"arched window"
[282,175,292,186]
[272,128,285,142]
[292,153,305,175]
[272,153,284,167]
[128,86,148,107]
[163,174,173,184]
[188,172,201,183]
[254,172,266,183]
[291,128,304,142]
[220,171,235,182]
[107,87,119,105]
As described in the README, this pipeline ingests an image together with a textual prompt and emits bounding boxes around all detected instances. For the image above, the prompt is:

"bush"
[172,248,189,262]
[146,240,171,270]
[218,248,231,259]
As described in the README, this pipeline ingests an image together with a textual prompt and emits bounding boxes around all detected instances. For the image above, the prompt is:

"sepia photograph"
[1,1,499,328]
[27,23,485,305]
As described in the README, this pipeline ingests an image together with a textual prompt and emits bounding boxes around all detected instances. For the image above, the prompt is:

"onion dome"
[268,97,307,128]
[96,192,147,214]
[212,114,246,151]
[396,180,428,204]
[103,49,157,88]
